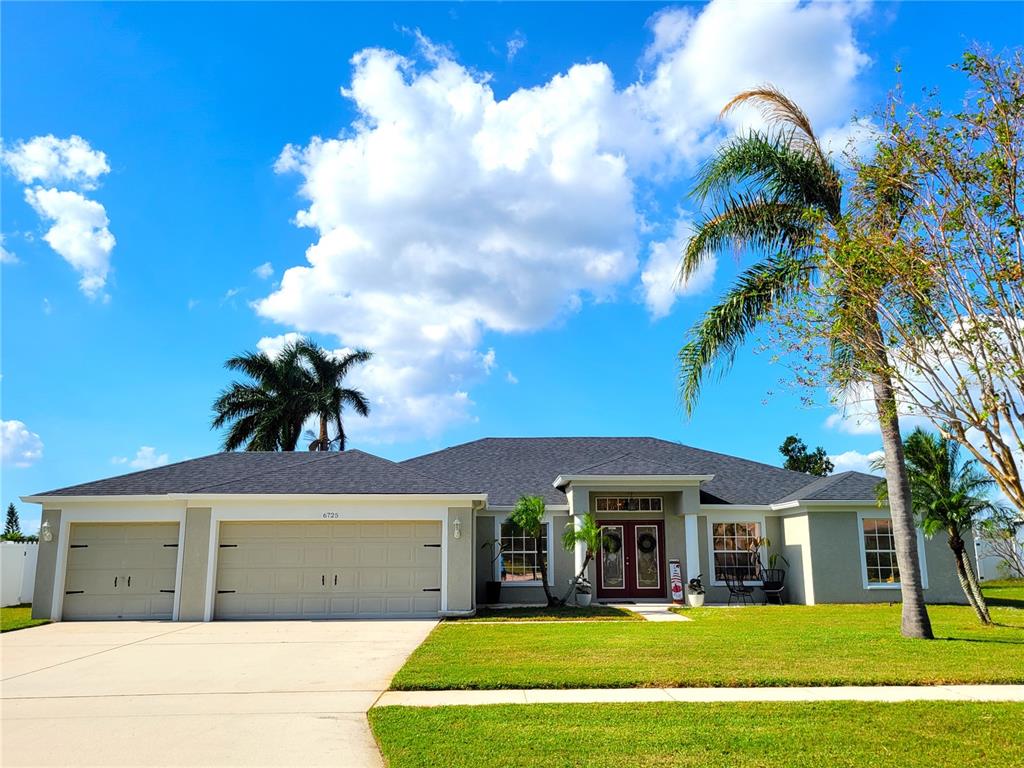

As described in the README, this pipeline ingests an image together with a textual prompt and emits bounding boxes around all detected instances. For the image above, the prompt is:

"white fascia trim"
[770,499,879,511]
[24,493,487,505]
[553,474,713,489]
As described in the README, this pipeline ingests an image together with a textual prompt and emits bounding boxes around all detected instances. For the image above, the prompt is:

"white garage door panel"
[214,520,442,619]
[62,523,180,621]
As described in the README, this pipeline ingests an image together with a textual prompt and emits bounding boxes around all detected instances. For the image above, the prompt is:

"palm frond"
[721,86,828,168]
[679,253,815,414]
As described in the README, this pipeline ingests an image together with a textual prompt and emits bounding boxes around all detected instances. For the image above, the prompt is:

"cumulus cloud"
[1,420,44,468]
[24,188,115,299]
[641,216,715,318]
[253,261,274,279]
[2,134,109,189]
[829,448,884,474]
[259,1,872,441]
[112,446,170,470]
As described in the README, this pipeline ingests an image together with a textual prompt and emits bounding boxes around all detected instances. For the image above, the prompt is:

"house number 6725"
[322,512,340,520]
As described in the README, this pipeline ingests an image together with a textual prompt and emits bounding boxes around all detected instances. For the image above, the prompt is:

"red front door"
[596,520,666,599]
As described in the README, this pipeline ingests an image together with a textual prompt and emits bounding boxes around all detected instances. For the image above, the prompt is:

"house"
[24,437,968,621]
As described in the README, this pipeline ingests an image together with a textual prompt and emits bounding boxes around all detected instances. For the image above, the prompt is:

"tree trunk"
[317,416,329,451]
[537,535,557,606]
[870,369,933,639]
[862,304,933,639]
[949,531,989,623]
[952,532,991,624]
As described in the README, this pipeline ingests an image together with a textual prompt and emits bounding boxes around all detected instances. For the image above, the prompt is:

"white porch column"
[684,513,700,581]
[566,485,589,576]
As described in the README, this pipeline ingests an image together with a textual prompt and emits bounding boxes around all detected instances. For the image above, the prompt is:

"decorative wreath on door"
[637,532,657,554]
[602,533,622,554]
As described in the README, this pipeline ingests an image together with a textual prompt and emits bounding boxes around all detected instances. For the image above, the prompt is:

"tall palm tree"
[875,428,995,624]
[297,342,372,451]
[212,339,313,451]
[678,87,934,639]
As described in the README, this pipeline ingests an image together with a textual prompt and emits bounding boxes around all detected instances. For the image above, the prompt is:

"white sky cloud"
[258,0,871,442]
[112,446,170,470]
[506,31,526,62]
[2,134,109,189]
[0,234,17,264]
[1,420,44,468]
[641,216,715,318]
[829,448,884,474]
[253,261,274,279]
[24,187,114,299]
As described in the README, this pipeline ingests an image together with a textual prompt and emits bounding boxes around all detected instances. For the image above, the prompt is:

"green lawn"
[983,578,1024,609]
[1,604,49,633]
[454,605,639,622]
[391,604,1024,689]
[369,701,1024,768]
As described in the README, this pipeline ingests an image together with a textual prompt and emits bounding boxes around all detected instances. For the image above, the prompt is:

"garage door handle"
[65,590,84,595]
[114,576,118,588]
[334,574,338,586]
[127,576,131,588]
[322,574,325,586]
[422,588,441,592]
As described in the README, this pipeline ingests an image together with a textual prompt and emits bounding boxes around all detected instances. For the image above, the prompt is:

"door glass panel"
[635,525,660,589]
[600,526,625,589]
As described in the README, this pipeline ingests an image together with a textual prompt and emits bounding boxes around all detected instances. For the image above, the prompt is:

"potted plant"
[574,577,593,607]
[686,574,705,607]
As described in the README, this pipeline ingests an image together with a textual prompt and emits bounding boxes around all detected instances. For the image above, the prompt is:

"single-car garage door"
[63,522,180,620]
[214,521,442,619]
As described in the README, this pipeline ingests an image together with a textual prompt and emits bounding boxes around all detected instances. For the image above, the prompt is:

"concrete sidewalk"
[376,684,1024,707]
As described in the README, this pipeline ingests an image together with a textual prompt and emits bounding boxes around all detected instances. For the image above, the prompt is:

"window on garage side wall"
[862,518,900,585]
[498,521,549,584]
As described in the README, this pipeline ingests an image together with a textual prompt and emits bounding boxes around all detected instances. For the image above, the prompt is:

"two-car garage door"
[214,521,443,619]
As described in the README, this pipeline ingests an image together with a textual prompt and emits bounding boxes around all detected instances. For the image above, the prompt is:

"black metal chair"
[723,570,755,606]
[759,568,786,605]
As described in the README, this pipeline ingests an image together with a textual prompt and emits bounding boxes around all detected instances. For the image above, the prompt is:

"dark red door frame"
[595,520,666,599]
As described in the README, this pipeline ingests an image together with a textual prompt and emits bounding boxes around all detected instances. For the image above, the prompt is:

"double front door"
[596,520,665,599]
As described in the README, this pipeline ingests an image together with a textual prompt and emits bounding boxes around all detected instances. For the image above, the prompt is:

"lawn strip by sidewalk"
[369,701,1024,768]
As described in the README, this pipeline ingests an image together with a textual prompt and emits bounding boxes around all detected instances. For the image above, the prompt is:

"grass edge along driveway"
[0,605,49,633]
[369,701,1024,768]
[391,604,1024,690]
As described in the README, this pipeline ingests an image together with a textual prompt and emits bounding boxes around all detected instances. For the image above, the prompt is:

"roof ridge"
[187,452,338,493]
[570,451,682,475]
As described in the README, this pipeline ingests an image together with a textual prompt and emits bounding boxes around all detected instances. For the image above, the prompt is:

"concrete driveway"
[1,619,436,767]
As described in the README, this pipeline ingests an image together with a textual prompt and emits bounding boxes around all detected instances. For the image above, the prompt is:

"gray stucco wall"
[177,508,212,621]
[807,510,970,605]
[445,507,474,613]
[779,513,812,604]
[31,509,61,620]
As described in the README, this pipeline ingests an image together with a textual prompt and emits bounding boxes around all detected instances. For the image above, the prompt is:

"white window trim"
[493,515,554,588]
[857,511,929,590]
[705,513,767,587]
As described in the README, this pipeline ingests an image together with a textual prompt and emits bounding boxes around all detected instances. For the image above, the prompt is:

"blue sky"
[3,1,1021,533]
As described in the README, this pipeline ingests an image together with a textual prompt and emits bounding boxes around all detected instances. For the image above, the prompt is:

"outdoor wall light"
[453,518,462,540]
[40,520,53,542]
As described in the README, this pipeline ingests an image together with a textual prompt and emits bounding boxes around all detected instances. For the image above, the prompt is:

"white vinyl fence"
[1,541,38,607]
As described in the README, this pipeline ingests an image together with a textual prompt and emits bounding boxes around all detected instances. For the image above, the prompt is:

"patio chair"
[759,568,786,605]
[723,570,755,606]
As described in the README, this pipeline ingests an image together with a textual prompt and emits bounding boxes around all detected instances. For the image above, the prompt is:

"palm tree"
[678,87,934,639]
[875,428,995,624]
[559,512,605,603]
[297,342,372,451]
[211,339,313,451]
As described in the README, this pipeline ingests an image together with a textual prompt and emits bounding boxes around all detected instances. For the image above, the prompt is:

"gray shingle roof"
[401,437,878,506]
[30,438,883,506]
[32,450,478,497]
[775,471,883,504]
